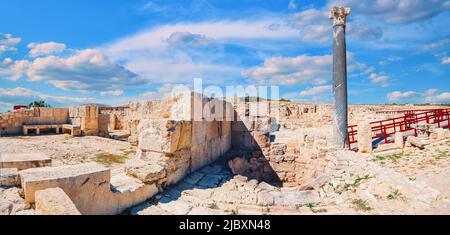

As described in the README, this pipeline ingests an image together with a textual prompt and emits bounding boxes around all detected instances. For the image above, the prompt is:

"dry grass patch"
[352,199,373,212]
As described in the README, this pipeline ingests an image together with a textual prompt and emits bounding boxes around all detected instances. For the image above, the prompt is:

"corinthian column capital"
[329,6,351,26]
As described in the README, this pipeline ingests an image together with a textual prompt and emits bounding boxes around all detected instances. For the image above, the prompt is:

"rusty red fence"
[348,108,450,149]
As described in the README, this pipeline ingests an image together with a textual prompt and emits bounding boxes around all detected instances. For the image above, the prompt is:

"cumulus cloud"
[1,49,145,91]
[242,54,332,85]
[300,85,332,97]
[27,42,66,57]
[442,57,450,64]
[101,20,297,84]
[387,89,450,103]
[0,33,21,54]
[100,90,124,97]
[242,53,385,86]
[329,0,450,23]
[369,72,390,85]
[387,91,421,102]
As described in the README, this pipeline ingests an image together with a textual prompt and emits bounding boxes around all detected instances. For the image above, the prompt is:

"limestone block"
[222,121,232,137]
[192,121,207,146]
[220,134,232,156]
[35,187,81,215]
[165,92,196,121]
[138,119,192,154]
[190,144,209,172]
[20,163,111,214]
[0,153,51,170]
[125,162,167,184]
[20,163,159,215]
[206,121,219,140]
[0,168,20,187]
[53,108,69,124]
[81,106,99,136]
[110,173,159,213]
[357,121,373,153]
[406,136,428,149]
[394,132,404,149]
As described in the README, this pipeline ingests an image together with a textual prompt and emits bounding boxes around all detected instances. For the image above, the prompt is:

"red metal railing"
[348,108,450,149]
[375,108,449,114]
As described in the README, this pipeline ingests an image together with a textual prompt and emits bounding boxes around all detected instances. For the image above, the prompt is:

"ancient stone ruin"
[2,89,449,215]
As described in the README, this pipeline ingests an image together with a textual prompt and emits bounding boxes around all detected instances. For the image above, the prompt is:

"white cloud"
[101,20,295,84]
[0,87,96,111]
[242,54,332,85]
[287,7,383,45]
[242,53,382,86]
[442,57,450,64]
[387,91,421,102]
[422,38,450,51]
[100,90,124,97]
[299,85,332,97]
[369,72,390,85]
[103,20,299,57]
[423,89,450,103]
[0,33,21,54]
[1,49,145,91]
[27,42,66,57]
[329,0,450,23]
[288,0,297,10]
[387,89,450,103]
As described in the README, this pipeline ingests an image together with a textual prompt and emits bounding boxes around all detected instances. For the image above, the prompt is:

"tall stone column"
[330,6,351,148]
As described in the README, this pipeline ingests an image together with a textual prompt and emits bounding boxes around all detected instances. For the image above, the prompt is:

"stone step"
[0,153,51,170]
[35,187,81,215]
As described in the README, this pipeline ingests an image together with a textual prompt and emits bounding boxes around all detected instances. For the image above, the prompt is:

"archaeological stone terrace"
[1,91,450,215]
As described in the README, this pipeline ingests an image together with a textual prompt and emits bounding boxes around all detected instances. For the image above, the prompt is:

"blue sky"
[1,0,450,112]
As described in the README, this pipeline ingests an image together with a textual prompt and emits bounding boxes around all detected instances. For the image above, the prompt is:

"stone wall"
[68,106,99,136]
[0,108,69,135]
[126,92,233,189]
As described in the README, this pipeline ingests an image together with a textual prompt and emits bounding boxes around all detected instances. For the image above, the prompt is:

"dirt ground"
[0,135,134,170]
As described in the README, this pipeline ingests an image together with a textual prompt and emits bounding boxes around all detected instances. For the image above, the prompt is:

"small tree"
[28,100,51,108]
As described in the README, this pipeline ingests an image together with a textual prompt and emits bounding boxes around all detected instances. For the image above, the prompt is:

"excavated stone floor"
[1,136,450,215]
[127,141,450,215]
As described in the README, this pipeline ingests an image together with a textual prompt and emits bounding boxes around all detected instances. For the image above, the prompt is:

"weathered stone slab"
[0,168,19,187]
[110,173,159,214]
[20,163,111,214]
[0,153,51,170]
[20,163,159,215]
[35,187,81,215]
[125,162,167,184]
[407,136,428,149]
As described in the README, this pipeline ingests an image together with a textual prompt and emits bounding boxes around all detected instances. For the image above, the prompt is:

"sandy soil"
[0,135,134,169]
